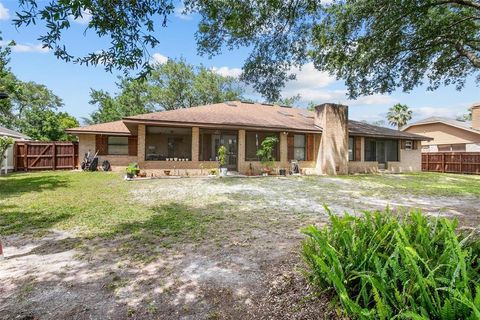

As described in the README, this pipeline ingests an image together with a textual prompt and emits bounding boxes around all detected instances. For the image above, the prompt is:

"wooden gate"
[422,152,480,174]
[15,141,78,171]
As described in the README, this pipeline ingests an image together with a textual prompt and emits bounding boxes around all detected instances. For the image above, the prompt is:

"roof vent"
[226,102,237,107]
[280,105,292,108]
[277,110,294,117]
[261,103,273,106]
[298,112,314,119]
[241,100,255,104]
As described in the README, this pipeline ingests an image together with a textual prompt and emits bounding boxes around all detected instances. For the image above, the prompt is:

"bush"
[302,208,480,319]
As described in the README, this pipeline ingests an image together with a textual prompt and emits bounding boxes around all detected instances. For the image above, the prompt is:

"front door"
[212,132,238,171]
[376,140,386,168]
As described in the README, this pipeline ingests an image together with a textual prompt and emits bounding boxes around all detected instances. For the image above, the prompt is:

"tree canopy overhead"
[86,59,244,124]
[12,0,480,101]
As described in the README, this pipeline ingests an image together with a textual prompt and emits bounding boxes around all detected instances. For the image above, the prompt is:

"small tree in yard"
[0,136,14,170]
[387,103,413,130]
[256,136,278,174]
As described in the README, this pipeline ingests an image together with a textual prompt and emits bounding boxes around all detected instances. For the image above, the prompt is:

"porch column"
[138,124,146,161]
[280,132,288,164]
[238,130,246,172]
[192,127,199,161]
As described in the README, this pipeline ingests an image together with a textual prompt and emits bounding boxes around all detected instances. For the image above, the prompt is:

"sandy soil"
[1,176,478,319]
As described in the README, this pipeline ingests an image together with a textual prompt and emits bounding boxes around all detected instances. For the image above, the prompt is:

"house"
[402,103,480,152]
[0,126,30,174]
[66,102,430,175]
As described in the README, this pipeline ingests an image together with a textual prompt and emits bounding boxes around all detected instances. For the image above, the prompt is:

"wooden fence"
[422,152,480,174]
[15,141,78,171]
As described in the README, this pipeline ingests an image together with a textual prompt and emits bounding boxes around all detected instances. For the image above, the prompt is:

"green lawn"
[0,171,214,239]
[338,172,480,197]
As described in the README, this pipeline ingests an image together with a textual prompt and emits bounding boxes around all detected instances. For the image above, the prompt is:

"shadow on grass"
[0,173,70,199]
[0,206,72,235]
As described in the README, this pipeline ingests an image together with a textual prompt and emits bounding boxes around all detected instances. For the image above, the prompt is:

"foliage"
[256,136,278,169]
[126,163,140,175]
[0,136,14,163]
[387,103,413,129]
[12,1,480,100]
[0,33,79,140]
[19,108,79,141]
[302,208,480,319]
[272,94,302,107]
[192,0,480,100]
[457,107,473,121]
[217,145,227,168]
[86,59,244,124]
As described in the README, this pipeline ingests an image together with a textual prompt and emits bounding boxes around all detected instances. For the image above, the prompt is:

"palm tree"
[387,103,412,130]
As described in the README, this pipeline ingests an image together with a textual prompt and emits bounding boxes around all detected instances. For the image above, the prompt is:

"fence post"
[426,153,429,172]
[52,142,56,170]
[24,142,28,172]
[460,153,462,174]
[442,153,445,173]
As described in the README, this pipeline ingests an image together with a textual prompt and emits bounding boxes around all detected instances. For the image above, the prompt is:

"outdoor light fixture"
[0,92,8,100]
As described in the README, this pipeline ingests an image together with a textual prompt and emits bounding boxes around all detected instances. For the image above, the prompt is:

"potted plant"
[256,136,278,176]
[217,145,228,177]
[126,162,140,179]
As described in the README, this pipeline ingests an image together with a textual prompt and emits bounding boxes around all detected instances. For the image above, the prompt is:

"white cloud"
[347,94,397,106]
[211,66,242,78]
[411,106,464,120]
[69,9,92,25]
[174,4,193,20]
[151,53,169,65]
[0,2,9,20]
[0,41,49,53]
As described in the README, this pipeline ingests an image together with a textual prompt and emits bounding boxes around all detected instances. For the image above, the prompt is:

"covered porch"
[136,124,318,175]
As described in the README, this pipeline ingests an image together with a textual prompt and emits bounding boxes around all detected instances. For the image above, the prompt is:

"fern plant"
[302,208,480,319]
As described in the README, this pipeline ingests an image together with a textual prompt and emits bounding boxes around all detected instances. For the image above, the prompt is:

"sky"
[0,0,478,126]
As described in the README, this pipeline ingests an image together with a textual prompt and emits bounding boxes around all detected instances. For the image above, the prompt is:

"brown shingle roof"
[65,120,132,135]
[67,101,429,140]
[124,101,318,132]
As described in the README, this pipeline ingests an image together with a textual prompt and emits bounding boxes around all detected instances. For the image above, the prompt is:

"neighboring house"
[0,126,30,173]
[66,102,429,175]
[402,104,480,152]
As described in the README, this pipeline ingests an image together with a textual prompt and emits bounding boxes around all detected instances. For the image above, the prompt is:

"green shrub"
[302,208,480,319]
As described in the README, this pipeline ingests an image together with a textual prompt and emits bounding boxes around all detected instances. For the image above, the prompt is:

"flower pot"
[164,170,171,176]
[279,169,287,176]
[126,172,134,179]
[220,168,228,177]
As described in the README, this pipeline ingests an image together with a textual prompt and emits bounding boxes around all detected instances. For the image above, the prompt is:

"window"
[365,138,377,161]
[108,136,129,155]
[145,126,192,161]
[293,134,305,161]
[348,137,355,161]
[438,144,466,152]
[405,140,413,150]
[364,138,399,162]
[245,131,280,161]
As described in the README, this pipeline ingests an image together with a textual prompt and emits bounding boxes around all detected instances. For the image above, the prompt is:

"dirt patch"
[1,175,478,319]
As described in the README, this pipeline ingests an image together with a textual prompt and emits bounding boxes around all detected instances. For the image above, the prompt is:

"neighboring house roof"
[67,101,429,140]
[402,117,480,135]
[0,125,30,140]
[66,120,132,135]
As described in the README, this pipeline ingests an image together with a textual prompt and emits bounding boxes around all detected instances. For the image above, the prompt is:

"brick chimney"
[472,103,480,130]
[314,103,349,175]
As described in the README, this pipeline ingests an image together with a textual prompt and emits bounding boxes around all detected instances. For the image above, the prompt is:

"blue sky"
[0,0,478,126]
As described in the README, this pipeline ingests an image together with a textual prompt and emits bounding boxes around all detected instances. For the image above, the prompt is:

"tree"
[12,1,480,101]
[457,107,473,121]
[86,59,244,123]
[0,34,79,140]
[387,104,413,130]
[272,94,301,107]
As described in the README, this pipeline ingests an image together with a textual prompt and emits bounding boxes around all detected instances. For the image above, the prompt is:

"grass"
[0,171,213,238]
[338,172,480,197]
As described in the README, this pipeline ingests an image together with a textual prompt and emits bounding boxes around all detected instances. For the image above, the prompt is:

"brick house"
[66,102,430,175]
